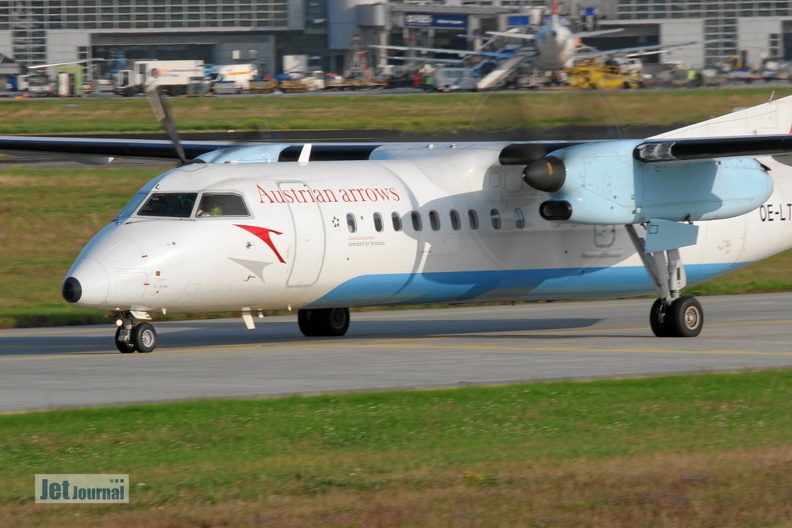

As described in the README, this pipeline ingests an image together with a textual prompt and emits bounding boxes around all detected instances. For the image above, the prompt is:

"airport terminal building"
[0,0,790,77]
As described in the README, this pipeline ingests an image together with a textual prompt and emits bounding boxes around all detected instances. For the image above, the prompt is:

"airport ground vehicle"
[208,63,258,93]
[247,78,278,94]
[114,60,205,96]
[432,67,481,92]
[566,58,644,89]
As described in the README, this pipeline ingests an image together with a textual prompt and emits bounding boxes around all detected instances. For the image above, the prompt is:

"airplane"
[3,89,792,353]
[375,0,705,89]
[371,1,623,84]
[483,0,623,72]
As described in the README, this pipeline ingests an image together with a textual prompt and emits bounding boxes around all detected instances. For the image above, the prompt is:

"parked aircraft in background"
[375,0,707,90]
[2,90,792,353]
[374,8,620,89]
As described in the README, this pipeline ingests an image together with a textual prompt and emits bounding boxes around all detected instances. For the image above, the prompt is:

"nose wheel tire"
[132,322,157,352]
[115,327,136,353]
[650,295,703,338]
[114,322,158,353]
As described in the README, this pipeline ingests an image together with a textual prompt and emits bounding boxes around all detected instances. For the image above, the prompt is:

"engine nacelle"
[524,140,774,224]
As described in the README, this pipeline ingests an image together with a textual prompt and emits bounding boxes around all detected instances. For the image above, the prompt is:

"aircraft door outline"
[278,181,326,287]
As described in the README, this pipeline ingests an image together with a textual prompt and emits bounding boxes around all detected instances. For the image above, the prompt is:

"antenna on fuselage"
[146,84,189,165]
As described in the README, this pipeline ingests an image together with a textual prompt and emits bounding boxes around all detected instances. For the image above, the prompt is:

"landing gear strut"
[626,224,704,337]
[114,312,158,353]
[297,307,350,337]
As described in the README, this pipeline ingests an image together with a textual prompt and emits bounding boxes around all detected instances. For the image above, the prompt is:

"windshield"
[113,174,167,222]
[137,192,198,218]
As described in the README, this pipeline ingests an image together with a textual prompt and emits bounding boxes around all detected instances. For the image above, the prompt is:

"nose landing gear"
[114,312,158,353]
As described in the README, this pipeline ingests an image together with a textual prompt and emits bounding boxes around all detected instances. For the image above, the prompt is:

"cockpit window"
[137,193,197,218]
[114,174,167,222]
[196,193,250,217]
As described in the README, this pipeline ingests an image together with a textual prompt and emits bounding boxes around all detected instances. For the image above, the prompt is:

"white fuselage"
[533,16,577,70]
[64,142,792,315]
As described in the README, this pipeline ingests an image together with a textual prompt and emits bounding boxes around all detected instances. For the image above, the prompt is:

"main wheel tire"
[649,298,673,337]
[297,308,350,337]
[323,307,350,337]
[298,309,320,336]
[667,296,703,337]
[131,322,157,353]
[115,326,136,353]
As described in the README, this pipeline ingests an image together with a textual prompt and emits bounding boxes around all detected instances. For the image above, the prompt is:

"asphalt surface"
[2,293,791,413]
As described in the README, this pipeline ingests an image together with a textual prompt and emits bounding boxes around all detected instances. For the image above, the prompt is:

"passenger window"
[346,213,357,233]
[514,208,525,229]
[411,211,423,231]
[138,192,197,218]
[429,210,440,231]
[468,209,479,230]
[196,193,250,217]
[391,212,402,232]
[373,212,384,232]
[491,209,502,230]
[450,209,461,230]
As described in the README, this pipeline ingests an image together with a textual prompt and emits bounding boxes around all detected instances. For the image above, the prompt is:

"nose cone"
[61,277,82,303]
[62,257,110,308]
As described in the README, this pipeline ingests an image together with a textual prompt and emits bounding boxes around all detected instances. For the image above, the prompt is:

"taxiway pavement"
[2,293,791,413]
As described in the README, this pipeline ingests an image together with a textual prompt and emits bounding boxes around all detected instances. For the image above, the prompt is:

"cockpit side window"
[114,174,167,222]
[137,193,198,218]
[196,193,250,217]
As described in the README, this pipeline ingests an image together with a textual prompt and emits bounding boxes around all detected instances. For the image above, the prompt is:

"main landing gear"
[297,307,350,337]
[626,224,704,338]
[114,312,158,353]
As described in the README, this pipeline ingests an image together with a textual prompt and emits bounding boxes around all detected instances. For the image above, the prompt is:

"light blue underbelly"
[309,262,748,307]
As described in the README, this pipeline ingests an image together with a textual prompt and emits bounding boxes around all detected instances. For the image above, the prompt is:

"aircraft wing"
[633,134,792,162]
[569,28,624,39]
[4,133,792,166]
[487,28,622,41]
[0,136,230,162]
[25,59,107,70]
[385,55,464,65]
[572,40,712,61]
[0,136,571,164]
[371,44,515,60]
[485,31,536,42]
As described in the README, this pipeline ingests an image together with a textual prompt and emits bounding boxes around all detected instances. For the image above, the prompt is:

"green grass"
[3,371,792,526]
[3,88,792,134]
[0,166,159,328]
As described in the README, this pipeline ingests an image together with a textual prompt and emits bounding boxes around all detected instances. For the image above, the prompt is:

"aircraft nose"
[61,277,82,303]
[62,257,110,307]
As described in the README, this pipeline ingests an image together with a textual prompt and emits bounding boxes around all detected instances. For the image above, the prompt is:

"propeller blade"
[146,85,189,165]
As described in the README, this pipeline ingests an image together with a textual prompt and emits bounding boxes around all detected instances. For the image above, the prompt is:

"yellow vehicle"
[278,79,309,93]
[247,79,278,94]
[565,58,644,90]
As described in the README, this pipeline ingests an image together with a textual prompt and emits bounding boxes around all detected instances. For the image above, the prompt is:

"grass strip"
[2,370,792,526]
[1,88,792,135]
